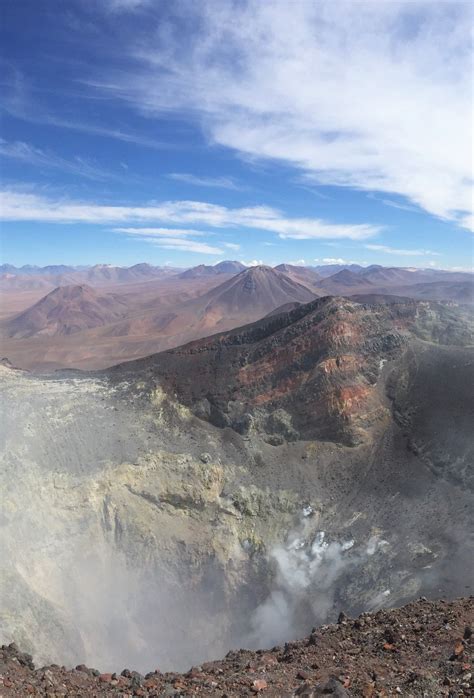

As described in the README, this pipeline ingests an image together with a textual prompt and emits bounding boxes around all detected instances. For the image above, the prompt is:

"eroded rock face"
[0,297,473,674]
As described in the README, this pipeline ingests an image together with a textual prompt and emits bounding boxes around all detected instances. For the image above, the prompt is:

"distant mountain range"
[2,260,471,283]
[0,262,173,276]
[0,260,472,371]
[0,262,179,289]
[0,265,314,350]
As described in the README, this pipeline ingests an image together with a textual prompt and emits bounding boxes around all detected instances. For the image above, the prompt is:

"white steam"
[250,513,388,648]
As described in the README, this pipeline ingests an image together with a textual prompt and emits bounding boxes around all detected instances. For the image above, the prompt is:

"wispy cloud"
[0,189,381,240]
[0,139,121,181]
[168,173,242,191]
[137,237,223,254]
[112,227,207,237]
[365,244,441,257]
[102,0,152,12]
[96,1,472,230]
[223,242,240,250]
[114,226,222,254]
[380,199,422,214]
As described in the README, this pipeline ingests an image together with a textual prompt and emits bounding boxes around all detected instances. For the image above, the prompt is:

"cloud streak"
[113,226,222,253]
[168,173,242,191]
[0,69,174,152]
[0,140,121,182]
[365,244,441,257]
[113,227,208,237]
[136,237,223,254]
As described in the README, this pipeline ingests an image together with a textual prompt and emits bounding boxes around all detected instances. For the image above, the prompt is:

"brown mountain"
[274,264,322,289]
[0,267,316,369]
[2,285,130,338]
[315,269,374,294]
[394,280,474,304]
[358,265,420,285]
[0,264,176,293]
[76,263,174,286]
[178,260,246,279]
[194,265,315,317]
[102,265,316,344]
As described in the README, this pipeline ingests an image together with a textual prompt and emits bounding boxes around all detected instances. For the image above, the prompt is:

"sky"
[0,0,472,270]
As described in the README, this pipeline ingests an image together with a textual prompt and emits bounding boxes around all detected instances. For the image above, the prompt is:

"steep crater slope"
[1,296,473,674]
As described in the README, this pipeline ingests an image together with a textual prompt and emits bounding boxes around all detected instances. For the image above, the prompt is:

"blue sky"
[0,0,472,270]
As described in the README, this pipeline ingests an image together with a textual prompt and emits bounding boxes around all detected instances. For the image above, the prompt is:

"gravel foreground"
[1,597,472,697]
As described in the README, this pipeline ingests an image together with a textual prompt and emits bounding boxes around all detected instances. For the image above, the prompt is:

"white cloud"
[99,1,473,230]
[365,244,441,257]
[318,258,349,265]
[223,242,240,250]
[242,259,265,267]
[315,257,365,266]
[287,259,306,266]
[168,173,242,190]
[0,189,380,240]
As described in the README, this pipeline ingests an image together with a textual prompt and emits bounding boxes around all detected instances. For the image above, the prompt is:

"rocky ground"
[0,597,472,697]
